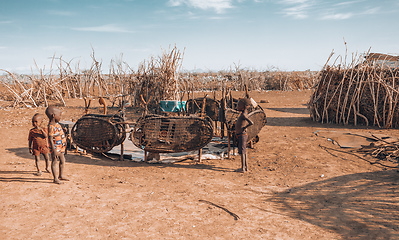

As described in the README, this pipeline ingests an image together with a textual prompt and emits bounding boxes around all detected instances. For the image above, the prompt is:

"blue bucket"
[159,100,186,113]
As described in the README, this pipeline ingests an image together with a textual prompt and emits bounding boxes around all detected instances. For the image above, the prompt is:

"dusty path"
[1,90,398,239]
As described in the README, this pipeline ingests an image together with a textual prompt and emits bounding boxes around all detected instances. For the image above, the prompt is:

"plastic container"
[159,100,186,112]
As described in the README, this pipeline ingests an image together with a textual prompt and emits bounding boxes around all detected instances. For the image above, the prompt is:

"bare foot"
[53,179,63,184]
[35,171,42,176]
[58,177,70,181]
[45,169,51,173]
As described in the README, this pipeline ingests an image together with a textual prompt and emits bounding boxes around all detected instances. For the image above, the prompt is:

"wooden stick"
[198,149,202,163]
[227,130,231,159]
[120,143,124,161]
[199,200,240,220]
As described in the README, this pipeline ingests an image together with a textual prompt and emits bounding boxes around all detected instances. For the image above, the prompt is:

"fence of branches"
[0,47,317,108]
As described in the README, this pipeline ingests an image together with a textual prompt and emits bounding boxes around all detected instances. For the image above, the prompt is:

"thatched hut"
[309,53,399,128]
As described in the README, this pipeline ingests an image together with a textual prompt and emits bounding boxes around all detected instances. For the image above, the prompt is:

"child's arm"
[39,126,48,138]
[242,113,254,130]
[28,140,33,154]
[48,125,57,155]
[28,131,33,154]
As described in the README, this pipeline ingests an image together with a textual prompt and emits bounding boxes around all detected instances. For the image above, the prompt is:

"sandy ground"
[0,90,398,240]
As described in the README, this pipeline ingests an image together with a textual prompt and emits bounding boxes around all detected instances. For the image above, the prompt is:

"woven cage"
[85,114,127,146]
[186,98,220,121]
[71,114,126,153]
[224,108,267,143]
[130,115,214,153]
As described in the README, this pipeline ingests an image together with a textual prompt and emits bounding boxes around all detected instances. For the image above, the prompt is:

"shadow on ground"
[267,170,399,239]
[5,147,233,173]
[266,116,377,130]
[266,107,310,115]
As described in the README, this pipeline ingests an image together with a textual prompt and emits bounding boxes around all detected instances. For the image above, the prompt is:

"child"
[45,106,69,184]
[235,98,254,172]
[28,113,51,176]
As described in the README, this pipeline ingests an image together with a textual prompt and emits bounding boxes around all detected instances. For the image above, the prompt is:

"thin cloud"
[283,3,311,19]
[277,0,383,20]
[334,0,364,6]
[360,7,380,15]
[47,10,75,16]
[277,0,312,19]
[279,0,312,19]
[71,24,133,33]
[168,0,234,14]
[321,12,353,20]
[280,0,309,4]
[208,16,230,20]
[0,20,12,24]
[320,5,379,20]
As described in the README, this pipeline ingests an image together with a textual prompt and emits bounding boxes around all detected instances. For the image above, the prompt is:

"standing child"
[45,106,69,184]
[235,98,254,172]
[28,113,51,176]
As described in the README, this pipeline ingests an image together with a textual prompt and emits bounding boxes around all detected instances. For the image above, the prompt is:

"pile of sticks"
[357,136,399,165]
[309,52,399,128]
[134,46,184,110]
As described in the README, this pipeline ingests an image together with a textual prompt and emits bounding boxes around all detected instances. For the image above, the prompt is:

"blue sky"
[0,0,398,73]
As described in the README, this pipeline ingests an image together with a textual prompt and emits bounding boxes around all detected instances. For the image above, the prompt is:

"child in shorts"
[28,113,51,176]
[46,106,69,184]
[235,98,254,172]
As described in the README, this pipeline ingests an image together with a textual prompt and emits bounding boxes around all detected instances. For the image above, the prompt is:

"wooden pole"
[198,149,202,163]
[221,89,226,139]
[120,143,124,161]
[227,130,231,159]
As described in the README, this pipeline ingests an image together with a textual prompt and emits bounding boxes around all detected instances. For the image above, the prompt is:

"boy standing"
[28,113,51,176]
[45,106,69,184]
[235,98,254,172]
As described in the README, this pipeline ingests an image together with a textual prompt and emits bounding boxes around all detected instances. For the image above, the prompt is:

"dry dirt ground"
[0,90,398,239]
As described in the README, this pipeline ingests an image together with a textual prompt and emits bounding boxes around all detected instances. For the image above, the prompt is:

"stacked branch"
[309,52,399,128]
[358,140,399,164]
[133,46,184,110]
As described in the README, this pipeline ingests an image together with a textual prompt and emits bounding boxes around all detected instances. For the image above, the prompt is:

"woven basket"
[130,115,214,153]
[224,108,267,143]
[71,114,126,153]
[186,98,220,121]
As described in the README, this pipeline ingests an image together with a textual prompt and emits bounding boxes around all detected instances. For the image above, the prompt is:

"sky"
[0,0,398,74]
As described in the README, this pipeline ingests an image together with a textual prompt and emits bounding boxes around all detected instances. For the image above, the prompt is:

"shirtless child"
[28,113,51,176]
[235,98,254,173]
[45,106,69,184]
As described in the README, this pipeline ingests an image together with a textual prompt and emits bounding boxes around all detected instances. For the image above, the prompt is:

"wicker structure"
[130,115,214,153]
[71,114,126,153]
[309,64,399,128]
[224,108,267,143]
[185,97,220,121]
